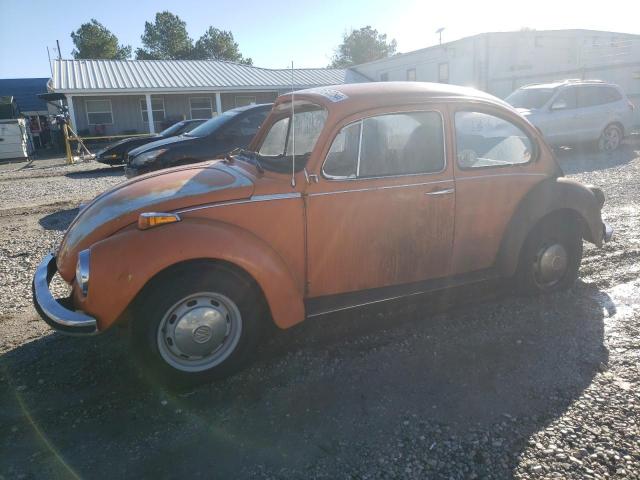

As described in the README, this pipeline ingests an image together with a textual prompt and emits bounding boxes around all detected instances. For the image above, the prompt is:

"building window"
[140,97,165,123]
[190,97,213,119]
[380,72,389,82]
[85,99,113,125]
[406,68,416,81]
[235,96,256,107]
[438,63,449,84]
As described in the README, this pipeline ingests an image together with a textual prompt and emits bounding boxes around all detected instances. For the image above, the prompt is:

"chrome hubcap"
[533,243,568,288]
[157,292,242,372]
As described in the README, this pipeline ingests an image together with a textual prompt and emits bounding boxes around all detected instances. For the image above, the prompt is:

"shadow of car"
[2,281,608,478]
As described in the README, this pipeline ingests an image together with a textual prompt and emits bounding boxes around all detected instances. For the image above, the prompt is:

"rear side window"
[577,85,623,108]
[455,111,533,168]
[323,111,445,179]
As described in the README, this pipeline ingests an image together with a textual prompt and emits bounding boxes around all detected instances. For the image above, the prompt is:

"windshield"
[184,110,237,137]
[252,104,328,173]
[505,88,556,109]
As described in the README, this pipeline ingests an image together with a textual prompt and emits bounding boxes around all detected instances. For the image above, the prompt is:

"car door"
[574,85,608,141]
[305,108,455,297]
[451,107,547,275]
[543,87,578,145]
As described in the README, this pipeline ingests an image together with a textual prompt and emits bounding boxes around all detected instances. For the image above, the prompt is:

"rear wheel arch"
[496,178,600,277]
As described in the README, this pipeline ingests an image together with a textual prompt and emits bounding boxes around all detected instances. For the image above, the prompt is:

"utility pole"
[436,28,445,45]
[56,39,62,59]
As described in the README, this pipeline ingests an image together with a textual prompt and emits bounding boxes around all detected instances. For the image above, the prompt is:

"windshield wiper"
[234,148,264,174]
[229,147,264,173]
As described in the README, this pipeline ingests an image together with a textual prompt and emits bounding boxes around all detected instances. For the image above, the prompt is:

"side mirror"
[550,100,567,111]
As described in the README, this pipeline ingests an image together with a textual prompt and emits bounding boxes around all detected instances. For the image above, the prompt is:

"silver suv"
[506,80,635,151]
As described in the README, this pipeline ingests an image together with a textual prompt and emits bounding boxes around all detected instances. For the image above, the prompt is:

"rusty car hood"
[56,161,254,280]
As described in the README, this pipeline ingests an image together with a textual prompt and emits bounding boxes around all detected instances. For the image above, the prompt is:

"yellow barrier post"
[63,123,74,164]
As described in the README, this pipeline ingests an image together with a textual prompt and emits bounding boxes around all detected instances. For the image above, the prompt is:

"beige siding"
[71,91,280,135]
[220,92,278,111]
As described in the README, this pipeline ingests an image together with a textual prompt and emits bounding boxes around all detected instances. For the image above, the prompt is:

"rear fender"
[79,218,304,331]
[497,177,604,277]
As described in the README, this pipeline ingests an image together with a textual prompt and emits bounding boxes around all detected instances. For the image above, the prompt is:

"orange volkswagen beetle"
[33,82,612,384]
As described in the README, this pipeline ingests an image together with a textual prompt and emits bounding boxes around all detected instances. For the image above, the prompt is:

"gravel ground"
[0,148,638,479]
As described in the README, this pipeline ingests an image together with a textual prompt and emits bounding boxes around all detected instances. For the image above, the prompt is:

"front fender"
[76,218,304,331]
[497,177,605,277]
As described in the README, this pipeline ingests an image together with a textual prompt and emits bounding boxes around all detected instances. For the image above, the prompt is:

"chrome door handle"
[425,188,454,196]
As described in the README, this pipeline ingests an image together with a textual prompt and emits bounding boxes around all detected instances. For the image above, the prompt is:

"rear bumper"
[32,253,97,335]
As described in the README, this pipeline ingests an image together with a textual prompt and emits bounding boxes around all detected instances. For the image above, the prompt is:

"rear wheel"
[598,124,622,152]
[515,215,583,295]
[131,262,266,387]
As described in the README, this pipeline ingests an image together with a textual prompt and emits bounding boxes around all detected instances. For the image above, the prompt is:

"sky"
[0,0,638,78]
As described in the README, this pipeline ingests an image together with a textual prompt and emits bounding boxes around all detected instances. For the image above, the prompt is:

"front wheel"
[514,216,583,295]
[131,263,266,387]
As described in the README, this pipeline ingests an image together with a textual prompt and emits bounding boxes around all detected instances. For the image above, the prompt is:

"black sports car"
[95,119,206,165]
[124,104,271,178]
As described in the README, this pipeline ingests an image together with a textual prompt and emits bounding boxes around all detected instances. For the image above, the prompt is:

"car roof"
[276,81,513,115]
[520,79,615,90]
[227,103,272,114]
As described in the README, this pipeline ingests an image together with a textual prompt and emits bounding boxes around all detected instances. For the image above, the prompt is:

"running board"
[305,269,498,318]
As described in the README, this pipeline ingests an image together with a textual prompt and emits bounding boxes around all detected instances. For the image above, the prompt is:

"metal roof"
[0,78,50,112]
[51,59,366,93]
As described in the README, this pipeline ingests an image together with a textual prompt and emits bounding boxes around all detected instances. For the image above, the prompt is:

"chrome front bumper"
[32,253,97,335]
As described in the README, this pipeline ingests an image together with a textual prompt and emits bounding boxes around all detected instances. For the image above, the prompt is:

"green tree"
[71,19,131,59]
[330,26,397,68]
[135,11,193,60]
[192,27,252,64]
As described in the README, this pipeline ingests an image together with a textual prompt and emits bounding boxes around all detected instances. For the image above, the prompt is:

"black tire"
[131,262,266,387]
[514,215,583,295]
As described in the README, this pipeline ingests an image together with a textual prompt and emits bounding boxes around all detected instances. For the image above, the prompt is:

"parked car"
[95,119,206,165]
[33,82,612,386]
[505,79,635,151]
[124,104,272,178]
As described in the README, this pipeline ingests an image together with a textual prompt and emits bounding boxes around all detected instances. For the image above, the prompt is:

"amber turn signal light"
[138,212,181,230]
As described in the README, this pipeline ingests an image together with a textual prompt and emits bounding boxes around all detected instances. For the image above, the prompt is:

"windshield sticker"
[307,87,348,103]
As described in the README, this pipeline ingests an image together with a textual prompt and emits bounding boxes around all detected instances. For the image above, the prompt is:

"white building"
[352,29,640,109]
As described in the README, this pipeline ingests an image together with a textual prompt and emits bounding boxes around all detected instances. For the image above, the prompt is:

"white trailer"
[0,118,33,160]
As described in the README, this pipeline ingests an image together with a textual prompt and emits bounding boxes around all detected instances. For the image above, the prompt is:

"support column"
[145,93,155,134]
[215,92,222,116]
[65,95,76,131]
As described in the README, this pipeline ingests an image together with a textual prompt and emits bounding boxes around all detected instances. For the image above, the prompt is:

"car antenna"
[290,61,296,188]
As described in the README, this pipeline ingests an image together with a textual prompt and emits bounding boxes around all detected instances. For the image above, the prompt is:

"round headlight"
[76,249,91,296]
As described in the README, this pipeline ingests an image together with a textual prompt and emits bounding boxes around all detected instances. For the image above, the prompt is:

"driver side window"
[455,111,533,169]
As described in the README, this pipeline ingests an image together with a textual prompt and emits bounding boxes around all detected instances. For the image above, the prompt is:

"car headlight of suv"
[131,148,167,167]
[75,249,91,296]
